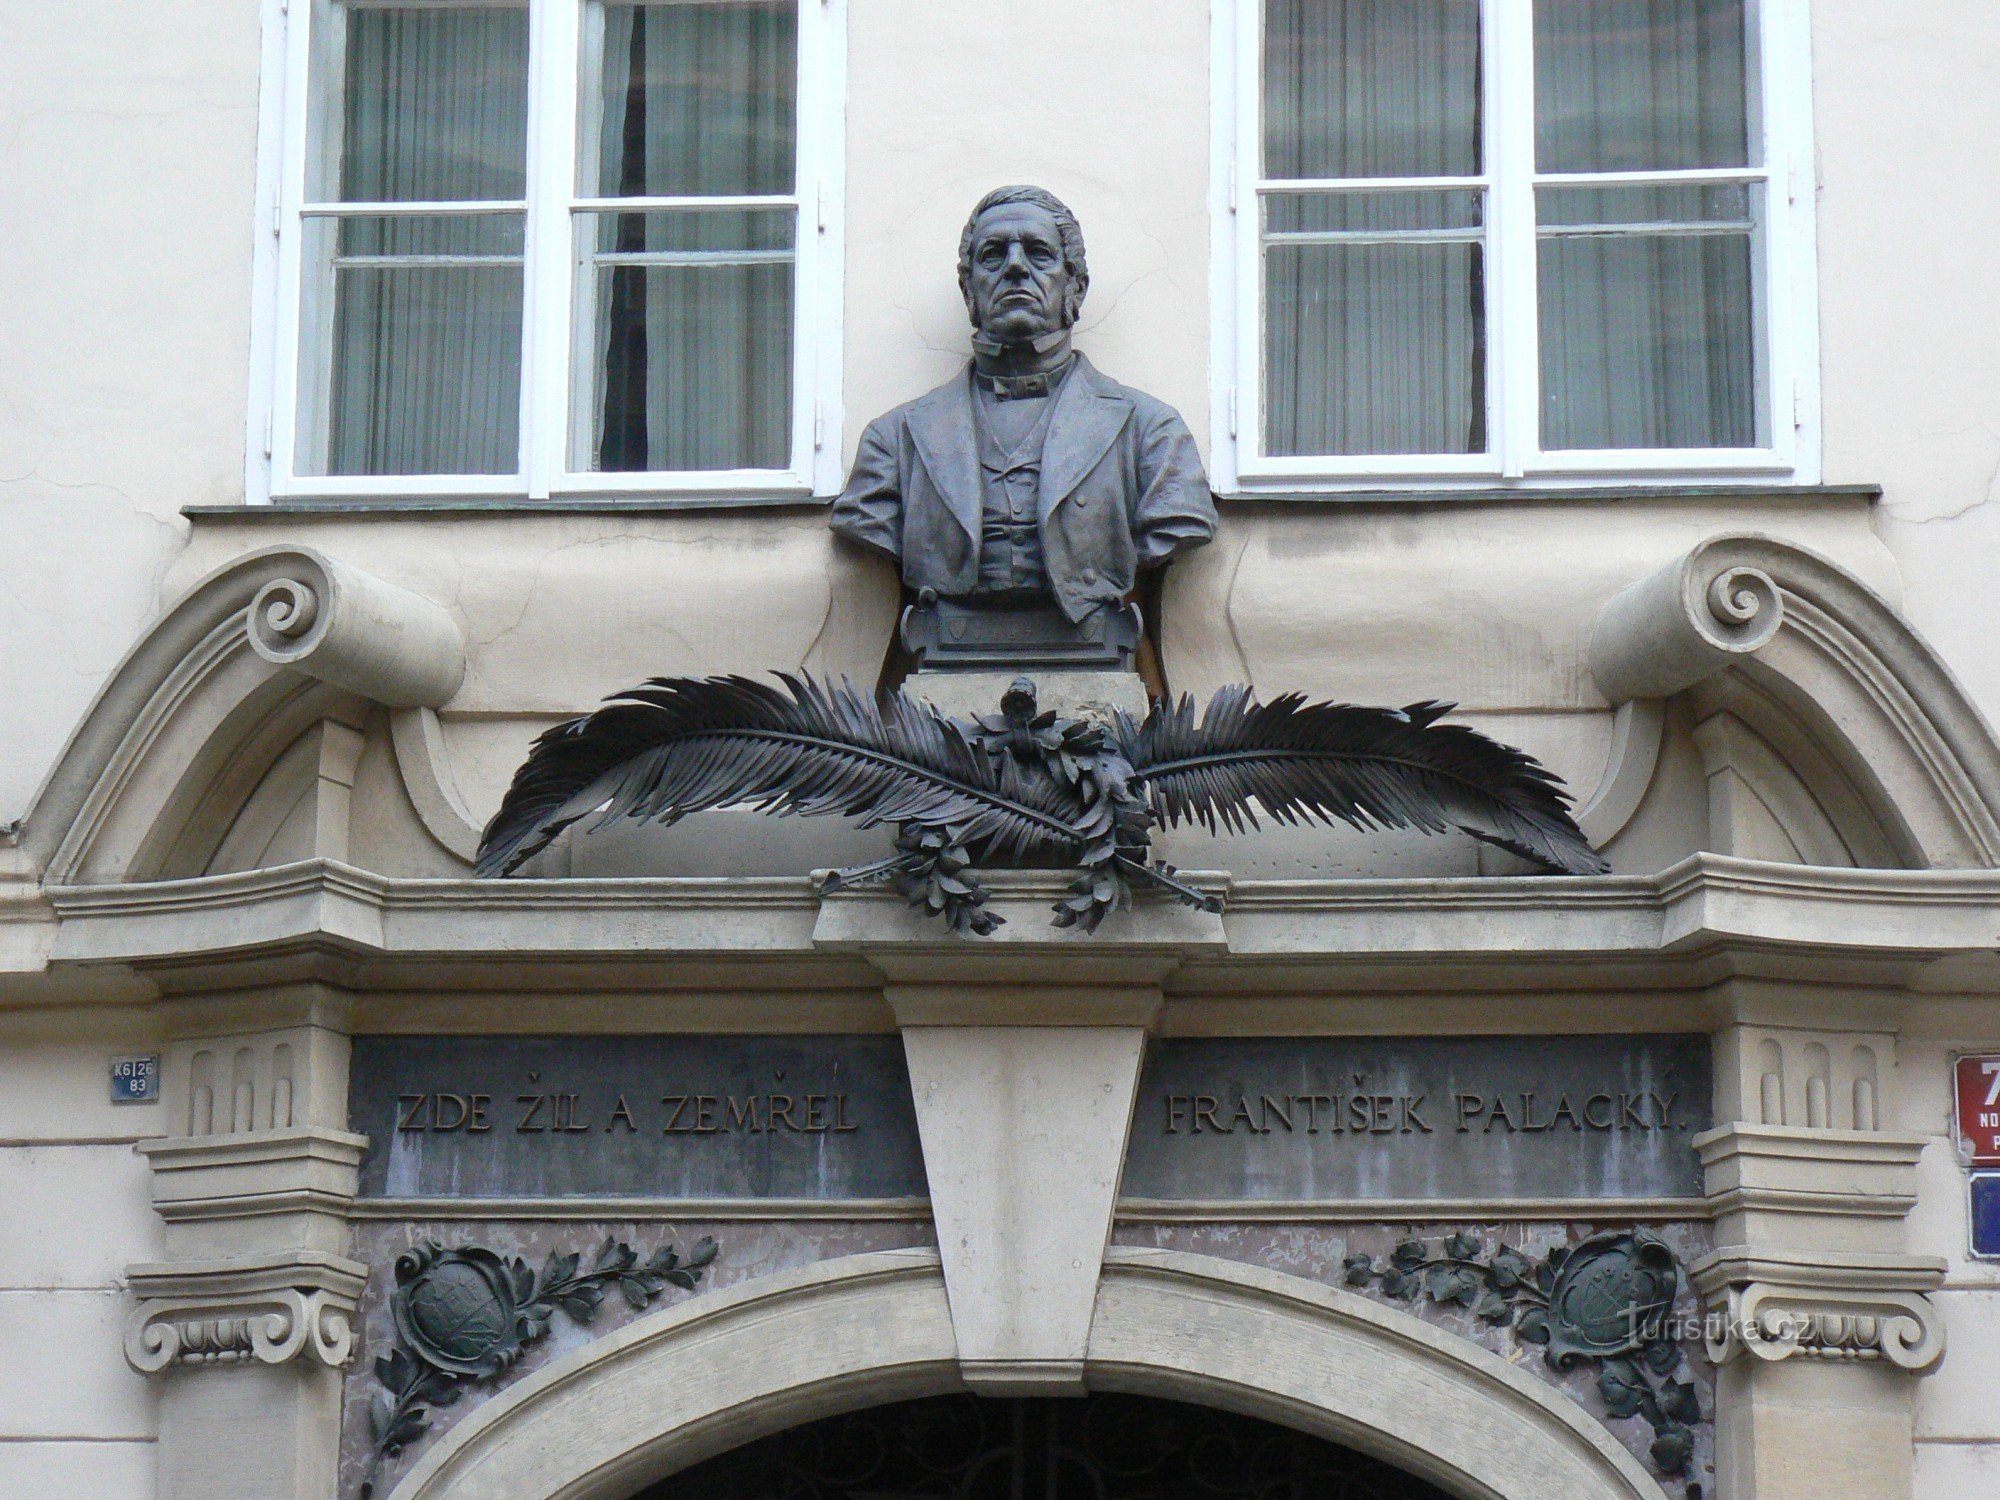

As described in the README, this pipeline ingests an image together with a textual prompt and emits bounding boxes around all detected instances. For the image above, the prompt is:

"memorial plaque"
[1124,1035,1711,1202]
[349,1035,927,1200]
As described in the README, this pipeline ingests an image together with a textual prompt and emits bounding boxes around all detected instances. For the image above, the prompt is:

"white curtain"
[1534,0,1757,450]
[323,6,528,476]
[593,1,796,472]
[1262,0,1485,457]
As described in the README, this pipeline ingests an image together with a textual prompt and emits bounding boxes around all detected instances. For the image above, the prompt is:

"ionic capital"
[124,1252,367,1374]
[1692,1249,1945,1374]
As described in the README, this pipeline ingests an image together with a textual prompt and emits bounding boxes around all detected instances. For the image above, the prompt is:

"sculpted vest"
[972,379,1057,598]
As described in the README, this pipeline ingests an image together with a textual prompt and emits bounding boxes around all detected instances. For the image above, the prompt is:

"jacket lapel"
[904,366,983,546]
[1039,356,1133,519]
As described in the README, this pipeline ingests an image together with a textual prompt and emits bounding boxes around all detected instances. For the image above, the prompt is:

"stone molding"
[10,544,471,885]
[45,854,2000,992]
[1586,531,2000,869]
[1592,534,1786,702]
[125,1251,367,1373]
[387,707,484,861]
[242,548,462,712]
[1692,1248,1946,1373]
[1575,698,1667,847]
[139,1125,368,1223]
[1695,1122,1927,1255]
[901,1025,1147,1393]
[816,868,1230,959]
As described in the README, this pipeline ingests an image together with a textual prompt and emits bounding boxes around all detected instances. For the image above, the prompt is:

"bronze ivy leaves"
[360,1236,718,1498]
[1345,1231,1520,1320]
[1344,1231,1702,1481]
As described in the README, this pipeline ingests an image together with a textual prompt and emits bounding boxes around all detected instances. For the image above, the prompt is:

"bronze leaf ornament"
[476,675,1608,934]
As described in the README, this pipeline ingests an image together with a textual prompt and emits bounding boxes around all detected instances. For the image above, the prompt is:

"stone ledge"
[139,1126,368,1215]
[42,854,2000,965]
[1695,1122,1929,1254]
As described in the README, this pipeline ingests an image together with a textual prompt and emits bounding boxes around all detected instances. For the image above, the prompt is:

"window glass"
[584,1,799,472]
[1261,0,1485,457]
[1264,189,1485,456]
[1248,0,1772,471]
[1533,0,1749,173]
[300,6,528,477]
[1537,183,1757,450]
[337,7,530,200]
[1533,0,1757,450]
[1263,0,1481,178]
[319,213,525,475]
[594,1,796,197]
[289,0,812,489]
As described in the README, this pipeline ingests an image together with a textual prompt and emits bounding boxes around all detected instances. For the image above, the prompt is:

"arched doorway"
[632,1394,1460,1500]
[387,1248,1667,1500]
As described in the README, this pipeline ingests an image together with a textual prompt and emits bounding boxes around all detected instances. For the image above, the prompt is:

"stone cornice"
[1693,1122,1931,1170]
[124,1250,367,1373]
[138,1125,371,1169]
[1691,1247,1947,1373]
[32,854,2000,995]
[139,1125,368,1222]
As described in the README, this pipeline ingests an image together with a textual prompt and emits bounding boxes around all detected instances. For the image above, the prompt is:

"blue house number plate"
[1972,1173,2000,1261]
[110,1054,159,1104]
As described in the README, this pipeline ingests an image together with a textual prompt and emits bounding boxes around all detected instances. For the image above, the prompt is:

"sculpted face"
[964,201,1077,345]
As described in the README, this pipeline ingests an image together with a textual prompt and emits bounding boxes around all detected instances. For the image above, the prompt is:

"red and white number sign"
[1956,1056,2000,1165]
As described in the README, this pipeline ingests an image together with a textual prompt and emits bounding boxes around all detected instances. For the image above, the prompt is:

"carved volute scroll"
[126,1259,364,1373]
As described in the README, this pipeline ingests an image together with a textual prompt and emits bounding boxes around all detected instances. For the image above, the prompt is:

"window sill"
[1211,481,1879,509]
[190,492,830,520]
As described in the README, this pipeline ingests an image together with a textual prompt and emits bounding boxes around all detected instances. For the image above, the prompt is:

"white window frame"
[253,0,845,505]
[1209,0,1820,494]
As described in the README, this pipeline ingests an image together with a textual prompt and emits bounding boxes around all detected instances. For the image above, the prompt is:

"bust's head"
[956,186,1090,348]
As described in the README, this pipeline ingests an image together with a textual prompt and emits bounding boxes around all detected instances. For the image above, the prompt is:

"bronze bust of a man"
[833,186,1217,669]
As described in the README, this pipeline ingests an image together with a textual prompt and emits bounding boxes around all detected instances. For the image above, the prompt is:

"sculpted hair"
[957,185,1089,324]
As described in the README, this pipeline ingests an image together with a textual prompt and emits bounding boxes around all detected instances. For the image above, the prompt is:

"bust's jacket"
[831,355,1217,623]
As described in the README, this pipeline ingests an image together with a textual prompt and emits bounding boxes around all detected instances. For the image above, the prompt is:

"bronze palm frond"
[476,675,1606,935]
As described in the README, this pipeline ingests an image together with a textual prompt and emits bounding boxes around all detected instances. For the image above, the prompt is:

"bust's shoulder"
[1075,359,1191,433]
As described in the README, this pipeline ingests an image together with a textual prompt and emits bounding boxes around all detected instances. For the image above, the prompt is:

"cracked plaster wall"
[0,0,257,821]
[1814,0,2000,715]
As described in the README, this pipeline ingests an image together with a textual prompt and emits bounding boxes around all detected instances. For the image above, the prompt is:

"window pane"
[1534,0,1749,173]
[303,213,525,476]
[1265,190,1486,457]
[583,208,795,471]
[1538,184,1757,449]
[332,7,529,201]
[596,2,797,198]
[1538,181,1751,230]
[1267,187,1484,234]
[1264,0,1482,179]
